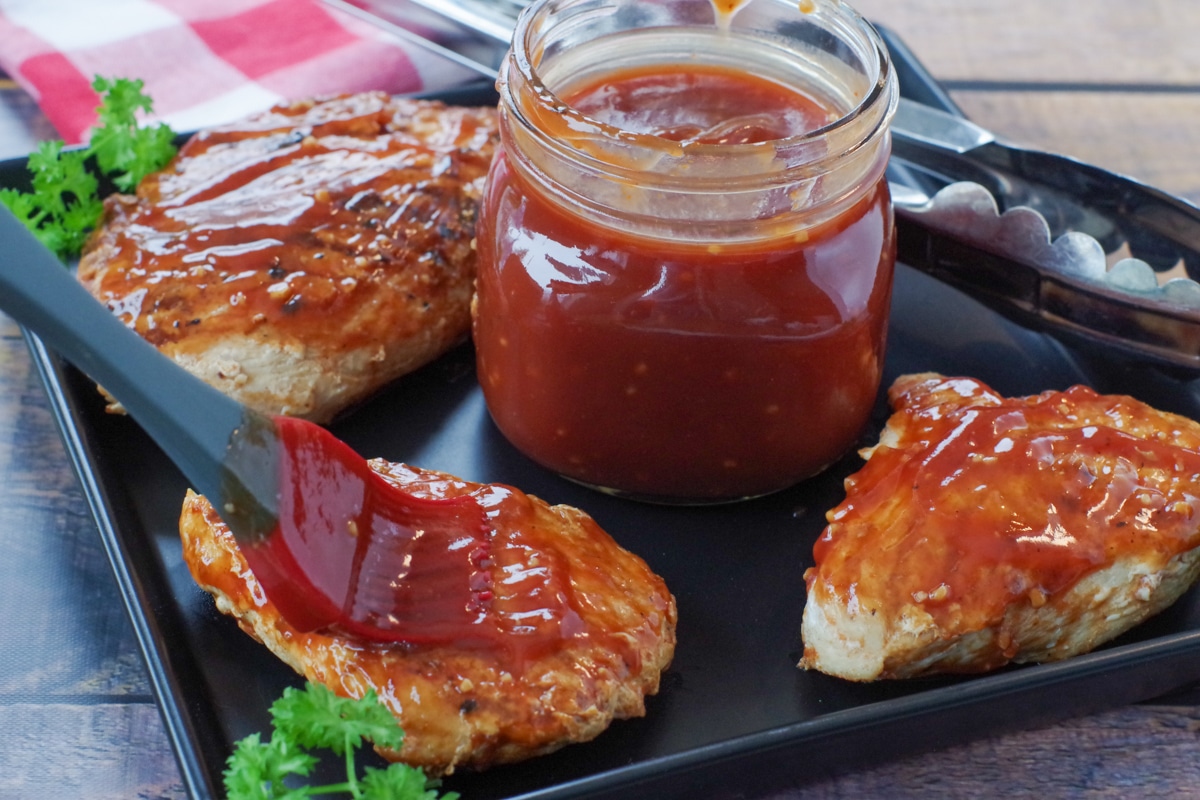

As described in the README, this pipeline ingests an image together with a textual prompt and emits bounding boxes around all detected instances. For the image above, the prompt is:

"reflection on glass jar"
[474,0,898,503]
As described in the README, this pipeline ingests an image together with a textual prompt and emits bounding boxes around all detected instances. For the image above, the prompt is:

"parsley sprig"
[88,76,178,192]
[0,75,177,260]
[224,682,460,800]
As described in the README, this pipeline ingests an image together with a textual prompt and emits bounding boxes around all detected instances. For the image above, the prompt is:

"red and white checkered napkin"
[0,0,475,144]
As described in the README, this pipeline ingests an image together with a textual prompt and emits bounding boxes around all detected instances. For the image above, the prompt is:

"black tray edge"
[22,268,1200,800]
[512,630,1200,798]
[28,309,1200,796]
[14,29,1200,800]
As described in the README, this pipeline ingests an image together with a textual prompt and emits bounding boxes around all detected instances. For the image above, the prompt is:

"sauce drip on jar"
[475,2,898,503]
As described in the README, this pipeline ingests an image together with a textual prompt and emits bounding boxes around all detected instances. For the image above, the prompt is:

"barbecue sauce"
[231,416,591,660]
[813,378,1200,652]
[475,63,896,501]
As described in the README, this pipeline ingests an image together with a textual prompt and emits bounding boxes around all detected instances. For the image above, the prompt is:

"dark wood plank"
[0,317,173,796]
[853,0,1200,203]
[0,703,185,799]
[0,321,151,700]
[0,79,54,161]
[768,704,1200,798]
[854,0,1200,85]
[950,91,1200,204]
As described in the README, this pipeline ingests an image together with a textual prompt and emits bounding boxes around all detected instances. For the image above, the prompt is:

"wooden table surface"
[3,1,1200,797]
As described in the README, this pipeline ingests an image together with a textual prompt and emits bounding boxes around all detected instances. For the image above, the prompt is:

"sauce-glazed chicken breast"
[78,93,498,423]
[180,461,677,775]
[800,372,1200,681]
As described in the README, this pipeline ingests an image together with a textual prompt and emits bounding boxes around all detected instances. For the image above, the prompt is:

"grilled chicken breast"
[78,93,498,423]
[180,461,677,775]
[800,372,1200,681]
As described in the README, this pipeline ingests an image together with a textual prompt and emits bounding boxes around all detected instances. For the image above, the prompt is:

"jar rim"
[501,0,898,184]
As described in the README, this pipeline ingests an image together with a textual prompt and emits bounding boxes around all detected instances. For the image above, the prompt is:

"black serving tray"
[12,44,1200,800]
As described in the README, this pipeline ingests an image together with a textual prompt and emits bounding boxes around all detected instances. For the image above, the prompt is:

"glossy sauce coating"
[242,420,646,663]
[181,462,676,774]
[812,375,1200,655]
[476,66,894,501]
[241,416,496,647]
[81,94,494,351]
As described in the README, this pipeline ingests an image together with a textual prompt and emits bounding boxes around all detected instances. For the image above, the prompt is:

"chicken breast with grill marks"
[180,460,677,775]
[800,372,1200,681]
[78,92,498,423]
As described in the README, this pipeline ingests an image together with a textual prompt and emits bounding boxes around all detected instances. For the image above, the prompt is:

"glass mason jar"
[473,0,898,503]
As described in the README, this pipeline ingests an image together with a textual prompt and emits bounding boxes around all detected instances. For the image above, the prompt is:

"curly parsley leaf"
[223,682,456,800]
[0,74,177,261]
[88,75,177,191]
[272,682,407,756]
[362,764,460,800]
[224,732,317,800]
[0,140,104,259]
[0,187,39,227]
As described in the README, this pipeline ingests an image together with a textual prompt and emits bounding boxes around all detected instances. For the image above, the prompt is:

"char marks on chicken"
[78,93,499,423]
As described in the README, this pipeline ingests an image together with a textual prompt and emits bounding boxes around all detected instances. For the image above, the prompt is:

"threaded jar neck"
[497,0,897,240]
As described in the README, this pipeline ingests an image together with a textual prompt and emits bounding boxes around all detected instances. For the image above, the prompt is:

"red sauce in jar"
[475,64,895,502]
[566,65,832,144]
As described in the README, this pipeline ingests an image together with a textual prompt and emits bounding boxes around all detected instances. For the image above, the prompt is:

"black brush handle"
[0,207,250,509]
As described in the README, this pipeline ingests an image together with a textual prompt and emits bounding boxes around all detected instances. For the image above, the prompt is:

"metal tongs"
[331,0,1200,373]
[883,32,1200,374]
